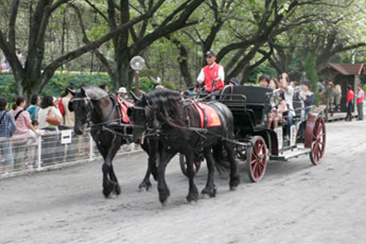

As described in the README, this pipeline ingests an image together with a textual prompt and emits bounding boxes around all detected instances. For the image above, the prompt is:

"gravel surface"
[1,120,365,244]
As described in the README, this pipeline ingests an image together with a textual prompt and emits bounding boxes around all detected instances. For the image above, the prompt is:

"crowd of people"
[0,82,139,174]
[0,85,77,174]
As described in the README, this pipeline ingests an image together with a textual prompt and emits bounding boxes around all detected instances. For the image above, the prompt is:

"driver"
[195,50,225,95]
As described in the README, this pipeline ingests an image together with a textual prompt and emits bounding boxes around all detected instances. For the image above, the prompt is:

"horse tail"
[212,144,231,176]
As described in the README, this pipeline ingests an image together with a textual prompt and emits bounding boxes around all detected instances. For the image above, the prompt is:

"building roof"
[317,63,366,75]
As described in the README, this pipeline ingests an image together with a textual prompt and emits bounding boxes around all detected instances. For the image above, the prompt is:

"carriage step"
[270,148,311,161]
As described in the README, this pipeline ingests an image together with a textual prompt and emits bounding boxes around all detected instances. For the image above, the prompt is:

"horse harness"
[72,93,133,140]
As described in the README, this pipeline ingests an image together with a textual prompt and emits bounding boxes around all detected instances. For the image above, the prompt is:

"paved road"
[1,120,365,244]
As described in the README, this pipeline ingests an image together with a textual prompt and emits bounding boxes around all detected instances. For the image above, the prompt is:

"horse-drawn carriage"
[70,84,325,204]
[180,85,326,182]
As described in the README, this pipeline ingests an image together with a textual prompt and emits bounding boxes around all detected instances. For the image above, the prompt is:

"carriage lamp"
[130,56,145,97]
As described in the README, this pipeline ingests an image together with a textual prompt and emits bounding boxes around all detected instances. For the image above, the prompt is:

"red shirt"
[347,89,354,103]
[203,63,224,92]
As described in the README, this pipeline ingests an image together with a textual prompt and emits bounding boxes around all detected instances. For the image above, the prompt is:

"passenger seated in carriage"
[259,74,270,88]
[298,80,315,118]
[269,91,288,129]
[222,77,239,93]
[279,73,295,138]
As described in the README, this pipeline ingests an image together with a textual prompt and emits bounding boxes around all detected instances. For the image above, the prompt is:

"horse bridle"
[71,94,115,128]
[131,105,163,140]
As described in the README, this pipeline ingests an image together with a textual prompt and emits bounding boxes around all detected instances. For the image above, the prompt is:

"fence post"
[37,135,42,170]
[89,132,94,161]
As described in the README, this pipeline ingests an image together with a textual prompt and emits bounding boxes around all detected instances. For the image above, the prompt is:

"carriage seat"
[221,85,272,108]
[221,85,273,126]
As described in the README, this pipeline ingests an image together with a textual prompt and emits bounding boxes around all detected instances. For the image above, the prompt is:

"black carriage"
[180,85,326,182]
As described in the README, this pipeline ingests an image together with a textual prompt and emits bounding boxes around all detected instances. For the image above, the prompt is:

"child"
[26,120,41,169]
[269,91,288,128]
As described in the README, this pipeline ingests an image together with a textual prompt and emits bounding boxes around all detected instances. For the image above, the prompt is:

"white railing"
[0,129,141,177]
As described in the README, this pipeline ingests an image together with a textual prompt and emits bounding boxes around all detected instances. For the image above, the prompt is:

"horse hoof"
[138,181,152,191]
[103,189,112,198]
[230,186,237,191]
[186,194,198,203]
[114,184,121,195]
[201,187,216,196]
[160,197,169,206]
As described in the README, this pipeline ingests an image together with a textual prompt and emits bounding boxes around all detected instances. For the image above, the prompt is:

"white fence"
[0,129,141,177]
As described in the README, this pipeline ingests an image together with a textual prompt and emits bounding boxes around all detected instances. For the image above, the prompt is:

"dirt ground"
[1,120,366,244]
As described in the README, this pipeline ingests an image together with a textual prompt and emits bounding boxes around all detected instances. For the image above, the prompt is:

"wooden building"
[317,63,366,112]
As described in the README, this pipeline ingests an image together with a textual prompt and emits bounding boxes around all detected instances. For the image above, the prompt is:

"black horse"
[128,89,240,204]
[69,85,156,197]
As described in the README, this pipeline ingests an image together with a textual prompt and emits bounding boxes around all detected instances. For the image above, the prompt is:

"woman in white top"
[38,96,62,165]
[38,96,62,130]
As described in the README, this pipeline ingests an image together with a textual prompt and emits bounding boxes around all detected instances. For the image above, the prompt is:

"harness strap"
[191,101,207,128]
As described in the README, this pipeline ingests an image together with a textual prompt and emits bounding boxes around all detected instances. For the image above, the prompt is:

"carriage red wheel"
[179,154,202,177]
[246,136,268,182]
[309,117,326,165]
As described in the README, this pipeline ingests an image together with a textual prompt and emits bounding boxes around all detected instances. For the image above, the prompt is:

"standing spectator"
[27,120,40,168]
[345,85,355,122]
[334,84,342,112]
[326,81,334,116]
[10,96,40,170]
[38,96,62,165]
[259,74,270,88]
[60,85,75,161]
[0,53,11,71]
[0,97,17,174]
[27,94,41,121]
[61,85,75,128]
[280,73,295,138]
[356,84,364,121]
[317,80,325,94]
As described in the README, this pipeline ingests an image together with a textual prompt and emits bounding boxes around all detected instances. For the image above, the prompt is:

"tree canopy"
[1,0,366,98]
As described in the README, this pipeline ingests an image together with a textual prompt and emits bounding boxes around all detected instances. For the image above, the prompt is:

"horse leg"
[138,152,155,191]
[157,149,175,205]
[201,148,216,197]
[224,142,240,190]
[139,140,158,190]
[102,136,121,197]
[185,151,199,203]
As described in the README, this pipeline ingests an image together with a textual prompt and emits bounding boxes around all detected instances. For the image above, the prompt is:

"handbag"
[46,108,61,126]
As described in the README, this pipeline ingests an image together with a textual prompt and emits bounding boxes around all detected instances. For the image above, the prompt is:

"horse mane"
[81,85,108,100]
[143,89,186,129]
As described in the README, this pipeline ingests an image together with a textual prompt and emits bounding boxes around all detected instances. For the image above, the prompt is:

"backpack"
[59,98,65,117]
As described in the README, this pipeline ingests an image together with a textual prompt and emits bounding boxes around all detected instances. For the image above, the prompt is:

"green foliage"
[0,75,17,102]
[303,52,320,105]
[363,84,366,94]
[249,63,278,84]
[0,73,112,99]
[161,80,177,90]
[132,76,155,93]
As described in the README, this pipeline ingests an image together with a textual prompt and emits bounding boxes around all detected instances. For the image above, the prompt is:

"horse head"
[128,94,154,144]
[69,86,92,135]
